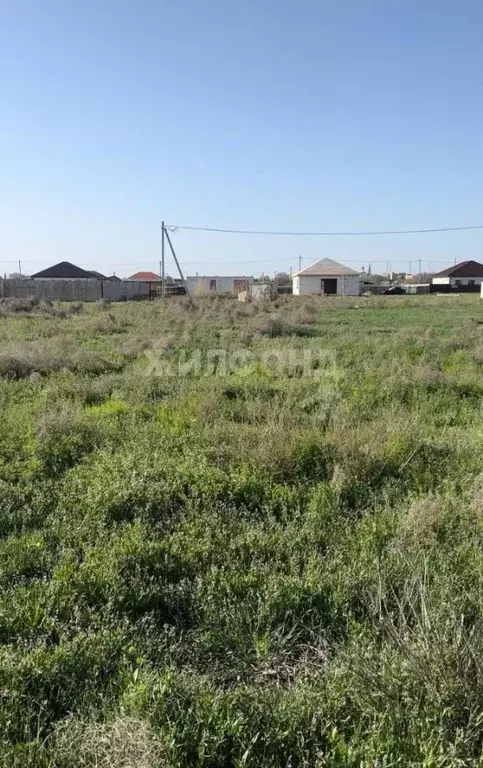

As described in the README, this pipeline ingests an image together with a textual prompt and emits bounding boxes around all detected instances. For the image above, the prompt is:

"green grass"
[2,293,483,766]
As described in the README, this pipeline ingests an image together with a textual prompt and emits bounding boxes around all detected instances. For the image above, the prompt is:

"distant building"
[432,260,483,292]
[390,272,410,282]
[127,271,160,281]
[186,276,253,295]
[292,258,360,296]
[31,261,107,280]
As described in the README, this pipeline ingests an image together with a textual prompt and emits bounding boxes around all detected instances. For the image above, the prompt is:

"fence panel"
[1,279,101,301]
[102,281,150,301]
[0,279,151,302]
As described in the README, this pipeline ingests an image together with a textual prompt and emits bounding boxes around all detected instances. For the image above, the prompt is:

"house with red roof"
[127,271,160,281]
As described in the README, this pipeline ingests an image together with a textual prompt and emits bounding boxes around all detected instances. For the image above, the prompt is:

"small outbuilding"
[186,275,253,295]
[432,260,483,292]
[292,258,360,296]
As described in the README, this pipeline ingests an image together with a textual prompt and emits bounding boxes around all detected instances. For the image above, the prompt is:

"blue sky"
[2,0,483,277]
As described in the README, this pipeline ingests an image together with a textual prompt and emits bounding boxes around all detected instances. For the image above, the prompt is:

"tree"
[272,272,291,286]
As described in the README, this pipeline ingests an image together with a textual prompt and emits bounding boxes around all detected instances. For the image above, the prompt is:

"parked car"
[382,286,406,295]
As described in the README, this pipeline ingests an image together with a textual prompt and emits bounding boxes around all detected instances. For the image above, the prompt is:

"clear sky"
[2,0,483,278]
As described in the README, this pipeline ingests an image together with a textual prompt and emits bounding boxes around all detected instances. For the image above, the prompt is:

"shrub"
[67,302,84,315]
[254,315,293,337]
[0,353,33,379]
[293,304,318,325]
[0,297,39,314]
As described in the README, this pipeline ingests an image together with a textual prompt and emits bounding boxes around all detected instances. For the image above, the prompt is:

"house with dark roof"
[432,260,483,292]
[127,271,160,281]
[31,261,108,280]
[292,258,360,296]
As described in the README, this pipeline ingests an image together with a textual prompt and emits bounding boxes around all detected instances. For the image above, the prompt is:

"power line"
[0,260,42,264]
[1,256,464,273]
[166,223,483,237]
[180,256,311,265]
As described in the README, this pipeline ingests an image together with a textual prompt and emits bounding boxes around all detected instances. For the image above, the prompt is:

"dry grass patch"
[0,342,119,379]
[397,495,445,548]
[52,716,166,768]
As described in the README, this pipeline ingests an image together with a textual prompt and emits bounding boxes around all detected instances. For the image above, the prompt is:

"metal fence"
[0,279,151,302]
[102,281,150,301]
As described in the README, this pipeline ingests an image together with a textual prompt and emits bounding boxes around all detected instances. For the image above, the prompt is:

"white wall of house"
[186,276,253,295]
[293,275,359,296]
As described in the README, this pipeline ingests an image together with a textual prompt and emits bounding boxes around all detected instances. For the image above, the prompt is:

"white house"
[432,260,483,291]
[186,275,253,295]
[292,258,360,296]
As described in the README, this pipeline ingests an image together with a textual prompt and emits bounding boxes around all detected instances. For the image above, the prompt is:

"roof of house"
[127,271,160,281]
[88,270,109,281]
[294,258,359,277]
[433,260,483,278]
[31,261,106,279]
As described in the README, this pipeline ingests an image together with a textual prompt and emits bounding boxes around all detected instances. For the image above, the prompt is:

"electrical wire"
[166,223,483,237]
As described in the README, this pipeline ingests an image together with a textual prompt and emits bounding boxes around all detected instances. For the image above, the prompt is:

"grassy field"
[2,293,483,766]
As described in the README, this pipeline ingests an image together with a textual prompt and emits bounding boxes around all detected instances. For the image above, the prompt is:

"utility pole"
[163,227,193,303]
[18,260,21,276]
[418,258,422,277]
[161,221,165,298]
[409,260,412,275]
[298,255,302,271]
